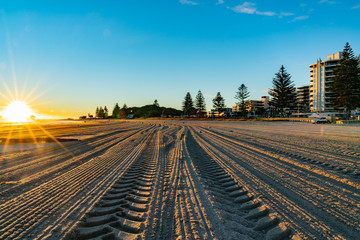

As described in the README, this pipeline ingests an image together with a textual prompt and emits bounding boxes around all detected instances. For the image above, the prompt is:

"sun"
[3,101,34,122]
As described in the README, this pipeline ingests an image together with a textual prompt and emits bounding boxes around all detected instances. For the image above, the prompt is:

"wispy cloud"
[231,2,276,16]
[290,15,309,22]
[232,2,256,14]
[352,5,360,9]
[216,0,224,5]
[319,0,337,4]
[180,0,198,5]
[279,12,294,18]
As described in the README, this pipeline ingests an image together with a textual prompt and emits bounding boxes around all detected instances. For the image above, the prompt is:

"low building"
[245,100,264,114]
[260,96,269,109]
[233,96,269,115]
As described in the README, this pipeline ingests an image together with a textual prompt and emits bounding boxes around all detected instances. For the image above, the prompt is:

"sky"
[0,0,360,118]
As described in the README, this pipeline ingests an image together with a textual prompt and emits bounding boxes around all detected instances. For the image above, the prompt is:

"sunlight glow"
[3,101,34,122]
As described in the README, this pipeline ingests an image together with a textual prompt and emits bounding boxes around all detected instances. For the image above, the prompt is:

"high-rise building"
[296,86,310,112]
[309,52,342,112]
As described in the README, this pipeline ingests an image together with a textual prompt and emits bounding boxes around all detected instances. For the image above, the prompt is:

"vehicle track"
[0,126,149,201]
[0,123,142,177]
[198,127,360,219]
[0,127,155,240]
[208,127,360,175]
[68,129,161,239]
[192,127,359,239]
[187,128,293,240]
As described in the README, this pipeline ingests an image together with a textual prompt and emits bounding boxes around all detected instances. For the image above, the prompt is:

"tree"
[195,90,206,112]
[212,92,225,111]
[112,103,120,118]
[182,92,194,115]
[104,106,109,118]
[330,42,360,119]
[98,107,105,118]
[153,99,159,107]
[234,84,250,116]
[120,104,128,119]
[95,107,100,118]
[269,65,296,117]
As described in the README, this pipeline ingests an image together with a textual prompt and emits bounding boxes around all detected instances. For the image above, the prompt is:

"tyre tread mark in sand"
[197,126,359,237]
[0,126,155,240]
[209,127,360,181]
[0,126,145,201]
[68,130,161,239]
[188,128,294,240]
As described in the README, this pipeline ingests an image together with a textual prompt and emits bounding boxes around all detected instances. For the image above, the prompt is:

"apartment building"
[232,96,269,114]
[296,85,310,112]
[309,52,342,112]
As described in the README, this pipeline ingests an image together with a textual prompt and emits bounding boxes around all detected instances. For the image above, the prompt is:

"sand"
[0,120,359,239]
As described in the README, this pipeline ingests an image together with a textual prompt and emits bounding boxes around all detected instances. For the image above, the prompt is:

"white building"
[309,52,342,112]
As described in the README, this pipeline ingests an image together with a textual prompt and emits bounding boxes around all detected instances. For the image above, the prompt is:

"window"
[314,69,317,73]
[321,67,323,71]
[314,74,316,78]
[321,72,323,77]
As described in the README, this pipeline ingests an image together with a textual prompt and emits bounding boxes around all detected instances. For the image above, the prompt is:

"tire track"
[209,127,360,176]
[192,127,357,239]
[0,126,148,202]
[68,128,161,239]
[0,126,155,240]
[197,126,360,234]
[187,128,293,240]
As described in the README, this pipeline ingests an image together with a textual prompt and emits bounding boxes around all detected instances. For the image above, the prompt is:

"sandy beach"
[1,120,359,239]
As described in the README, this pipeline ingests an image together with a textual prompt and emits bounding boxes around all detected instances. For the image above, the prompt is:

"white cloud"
[216,0,224,5]
[352,5,360,9]
[180,0,198,5]
[279,12,294,18]
[232,2,276,16]
[257,11,276,16]
[232,2,257,14]
[319,0,337,4]
[290,15,309,22]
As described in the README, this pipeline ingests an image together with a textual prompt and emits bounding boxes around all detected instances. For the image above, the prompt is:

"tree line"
[93,100,182,119]
[181,42,359,119]
[87,42,359,120]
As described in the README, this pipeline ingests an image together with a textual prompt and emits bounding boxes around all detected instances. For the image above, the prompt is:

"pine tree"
[120,104,128,119]
[98,107,105,118]
[104,106,108,118]
[112,103,120,119]
[234,84,250,116]
[182,92,194,115]
[269,65,296,117]
[212,92,225,111]
[95,107,100,118]
[330,42,360,119]
[195,90,206,112]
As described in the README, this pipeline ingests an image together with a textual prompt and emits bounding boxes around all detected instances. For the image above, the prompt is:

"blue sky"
[0,0,360,117]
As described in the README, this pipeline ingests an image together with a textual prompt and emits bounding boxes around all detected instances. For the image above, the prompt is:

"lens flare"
[3,101,34,122]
